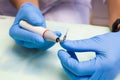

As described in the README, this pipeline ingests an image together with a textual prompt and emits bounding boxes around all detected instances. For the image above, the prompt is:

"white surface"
[0,16,119,80]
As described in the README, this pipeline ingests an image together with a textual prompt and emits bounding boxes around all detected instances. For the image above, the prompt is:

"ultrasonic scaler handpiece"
[19,20,60,42]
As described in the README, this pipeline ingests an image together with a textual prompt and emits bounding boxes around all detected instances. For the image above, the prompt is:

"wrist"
[112,18,120,32]
[10,0,39,9]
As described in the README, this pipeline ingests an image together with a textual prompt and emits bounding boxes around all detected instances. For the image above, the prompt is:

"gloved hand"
[58,32,120,80]
[9,3,61,50]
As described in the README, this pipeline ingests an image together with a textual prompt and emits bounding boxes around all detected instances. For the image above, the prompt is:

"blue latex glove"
[9,3,61,50]
[58,32,120,80]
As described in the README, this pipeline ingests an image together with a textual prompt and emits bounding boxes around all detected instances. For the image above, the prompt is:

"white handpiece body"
[19,20,60,42]
[20,21,47,36]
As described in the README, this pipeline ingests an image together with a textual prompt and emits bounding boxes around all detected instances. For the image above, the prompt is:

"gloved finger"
[9,25,45,45]
[15,39,55,50]
[89,68,103,80]
[62,65,90,80]
[23,13,46,27]
[38,41,55,50]
[53,31,62,37]
[100,71,118,80]
[58,49,96,76]
[15,3,46,27]
[60,36,101,52]
[10,25,61,46]
[67,51,79,61]
[90,68,119,80]
[15,40,37,48]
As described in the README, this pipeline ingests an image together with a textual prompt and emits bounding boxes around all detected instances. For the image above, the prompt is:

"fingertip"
[60,40,71,50]
[58,49,71,60]
[58,49,66,57]
[9,25,21,39]
[54,31,62,37]
[19,2,46,27]
[25,14,46,27]
[39,41,55,50]
[60,40,66,45]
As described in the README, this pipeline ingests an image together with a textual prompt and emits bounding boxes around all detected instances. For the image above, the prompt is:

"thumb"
[23,3,46,27]
[16,3,46,27]
[58,49,95,76]
[60,36,100,52]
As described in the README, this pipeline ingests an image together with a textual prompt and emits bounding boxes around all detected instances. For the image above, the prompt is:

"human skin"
[9,0,39,9]
[107,0,120,28]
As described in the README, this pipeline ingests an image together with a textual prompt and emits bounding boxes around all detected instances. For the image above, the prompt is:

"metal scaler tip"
[61,28,69,42]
